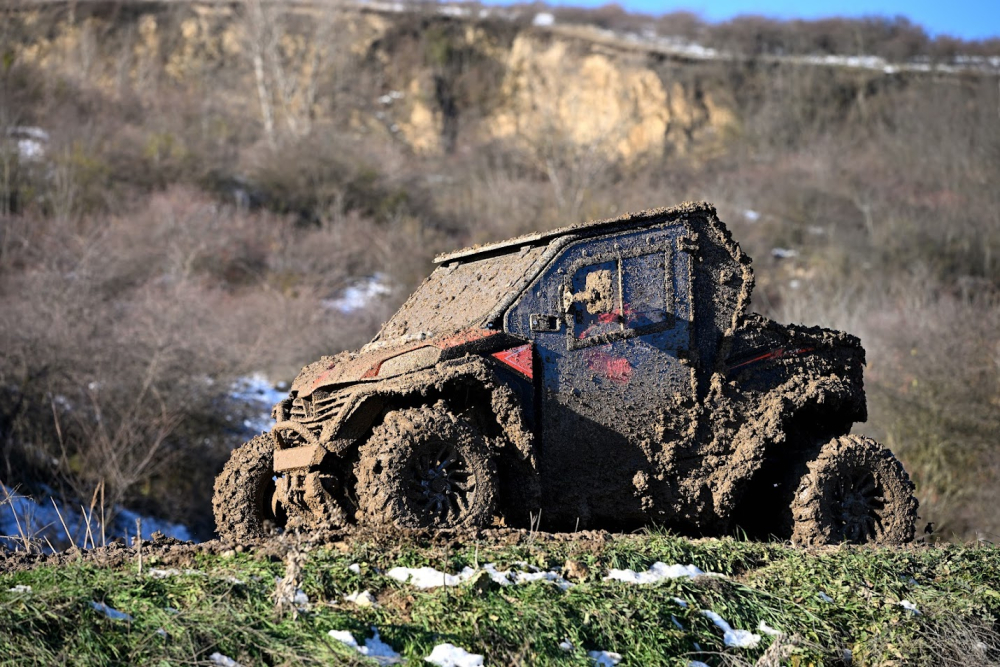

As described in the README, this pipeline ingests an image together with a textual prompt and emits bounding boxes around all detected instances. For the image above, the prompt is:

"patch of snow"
[209,653,242,667]
[329,627,401,665]
[758,620,782,636]
[508,568,573,591]
[388,566,466,588]
[90,601,134,622]
[588,650,622,666]
[789,279,801,289]
[700,610,761,649]
[688,662,711,667]
[324,273,392,314]
[388,563,573,590]
[344,590,377,607]
[349,563,362,574]
[672,597,689,607]
[771,247,799,259]
[147,568,204,579]
[843,648,853,663]
[603,562,706,584]
[818,592,834,603]
[329,630,359,648]
[228,373,286,435]
[559,639,574,651]
[532,12,555,27]
[117,506,192,542]
[425,643,483,667]
[743,209,760,222]
[1,483,191,551]
[6,126,49,161]
[898,600,920,614]
[8,585,32,593]
[671,615,684,629]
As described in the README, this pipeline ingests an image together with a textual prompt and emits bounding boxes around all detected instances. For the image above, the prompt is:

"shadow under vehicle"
[214,202,917,545]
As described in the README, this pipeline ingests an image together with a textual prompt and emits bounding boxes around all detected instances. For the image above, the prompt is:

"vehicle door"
[504,225,694,526]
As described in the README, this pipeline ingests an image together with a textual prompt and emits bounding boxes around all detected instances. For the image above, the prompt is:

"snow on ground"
[387,565,467,588]
[603,562,708,584]
[147,568,203,579]
[588,650,622,666]
[329,627,401,665]
[344,589,378,607]
[90,601,134,622]
[899,600,920,614]
[818,591,834,603]
[5,126,49,161]
[8,585,32,594]
[209,653,243,667]
[387,563,573,590]
[228,373,287,435]
[758,620,782,636]
[425,643,483,667]
[323,273,393,314]
[700,610,762,649]
[0,483,191,551]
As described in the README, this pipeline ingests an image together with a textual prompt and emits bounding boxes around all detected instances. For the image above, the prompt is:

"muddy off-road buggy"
[214,202,917,545]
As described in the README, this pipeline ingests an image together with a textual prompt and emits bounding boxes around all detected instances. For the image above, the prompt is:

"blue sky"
[517,0,1000,40]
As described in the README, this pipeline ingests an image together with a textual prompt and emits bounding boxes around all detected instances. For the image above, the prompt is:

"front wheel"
[213,433,286,543]
[355,404,497,529]
[791,435,917,546]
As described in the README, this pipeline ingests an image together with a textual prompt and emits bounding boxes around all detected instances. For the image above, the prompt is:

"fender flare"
[323,357,537,469]
[707,373,865,521]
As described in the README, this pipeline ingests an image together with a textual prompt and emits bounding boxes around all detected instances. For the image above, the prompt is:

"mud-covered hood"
[291,328,509,397]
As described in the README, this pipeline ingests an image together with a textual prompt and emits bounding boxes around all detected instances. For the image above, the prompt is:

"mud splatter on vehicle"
[214,202,917,545]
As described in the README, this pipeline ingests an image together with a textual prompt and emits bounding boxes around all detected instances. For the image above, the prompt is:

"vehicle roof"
[434,201,716,264]
[368,202,718,349]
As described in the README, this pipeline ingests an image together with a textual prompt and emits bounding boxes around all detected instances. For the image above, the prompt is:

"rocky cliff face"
[5,3,736,161]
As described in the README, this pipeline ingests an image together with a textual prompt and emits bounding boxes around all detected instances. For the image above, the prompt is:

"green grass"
[1,532,998,665]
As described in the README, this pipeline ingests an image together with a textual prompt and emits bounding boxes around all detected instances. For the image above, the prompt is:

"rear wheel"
[355,404,497,529]
[213,433,286,543]
[791,435,917,546]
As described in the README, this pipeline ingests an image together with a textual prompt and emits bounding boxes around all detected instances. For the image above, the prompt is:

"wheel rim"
[833,469,884,542]
[406,440,476,526]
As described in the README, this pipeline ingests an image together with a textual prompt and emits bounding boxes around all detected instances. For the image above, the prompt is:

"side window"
[567,261,622,340]
[621,252,671,332]
[565,251,672,344]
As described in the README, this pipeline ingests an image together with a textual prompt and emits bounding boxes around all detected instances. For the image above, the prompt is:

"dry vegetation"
[0,1,998,542]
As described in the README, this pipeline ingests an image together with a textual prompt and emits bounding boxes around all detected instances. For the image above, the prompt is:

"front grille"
[284,389,350,445]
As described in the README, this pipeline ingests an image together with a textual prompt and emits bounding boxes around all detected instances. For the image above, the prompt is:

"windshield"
[368,243,552,347]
